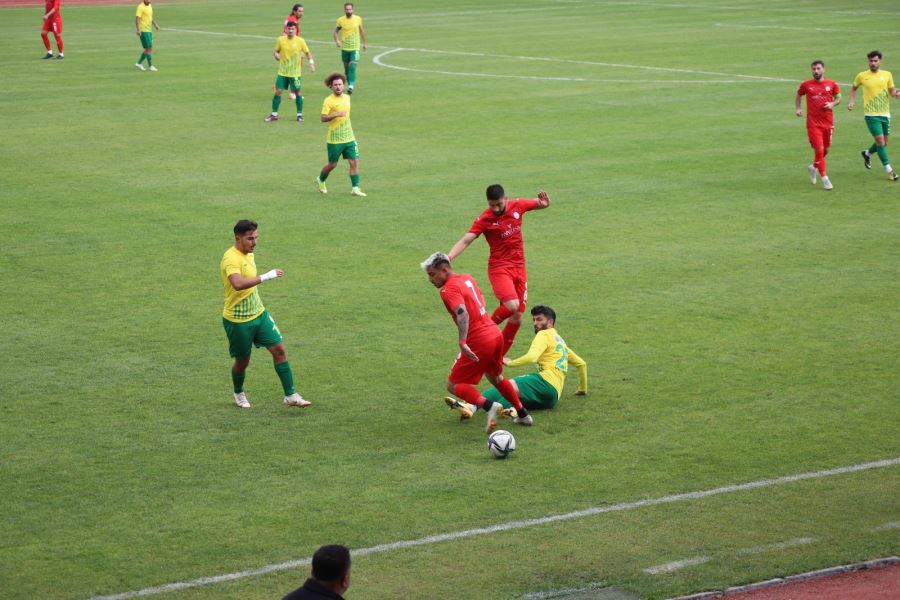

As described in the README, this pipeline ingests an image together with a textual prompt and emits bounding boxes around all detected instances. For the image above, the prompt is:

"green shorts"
[865,115,891,137]
[484,373,559,410]
[275,75,302,92]
[140,31,153,49]
[341,49,360,63]
[222,310,283,358]
[327,140,359,163]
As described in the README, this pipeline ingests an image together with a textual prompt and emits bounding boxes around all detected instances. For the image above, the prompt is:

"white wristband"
[259,269,278,283]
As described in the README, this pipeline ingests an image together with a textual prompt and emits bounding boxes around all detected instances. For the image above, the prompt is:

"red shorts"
[807,126,833,149]
[488,266,527,310]
[447,328,504,385]
[42,18,62,34]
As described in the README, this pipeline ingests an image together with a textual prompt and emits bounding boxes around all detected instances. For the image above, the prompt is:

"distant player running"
[334,2,367,94]
[221,220,310,410]
[448,185,550,355]
[316,73,365,197]
[265,21,315,123]
[796,60,841,191]
[848,50,900,181]
[41,0,64,60]
[422,252,532,432]
[134,0,160,72]
[446,305,587,420]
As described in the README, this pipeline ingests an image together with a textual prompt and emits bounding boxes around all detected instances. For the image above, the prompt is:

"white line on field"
[873,521,900,531]
[645,556,711,574]
[522,581,608,599]
[735,536,816,555]
[553,0,897,17]
[161,28,793,85]
[88,456,900,600]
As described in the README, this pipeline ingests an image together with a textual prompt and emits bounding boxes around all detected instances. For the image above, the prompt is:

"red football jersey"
[797,78,840,128]
[468,198,540,270]
[439,273,496,340]
[45,0,60,16]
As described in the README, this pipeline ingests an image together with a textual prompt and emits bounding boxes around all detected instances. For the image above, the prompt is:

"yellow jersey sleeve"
[506,331,552,368]
[566,347,588,393]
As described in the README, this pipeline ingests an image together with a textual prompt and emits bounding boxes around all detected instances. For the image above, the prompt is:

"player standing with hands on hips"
[220,220,310,410]
[796,60,840,191]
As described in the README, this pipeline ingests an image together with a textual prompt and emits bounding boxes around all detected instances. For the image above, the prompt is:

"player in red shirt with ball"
[448,184,550,355]
[796,60,841,191]
[422,252,532,433]
[41,0,64,60]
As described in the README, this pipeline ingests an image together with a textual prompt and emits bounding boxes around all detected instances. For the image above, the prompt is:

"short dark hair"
[312,544,351,582]
[811,59,824,67]
[233,220,258,236]
[486,184,505,201]
[868,50,882,60]
[285,21,297,29]
[292,3,303,10]
[531,305,556,323]
[325,72,347,87]
[344,2,354,8]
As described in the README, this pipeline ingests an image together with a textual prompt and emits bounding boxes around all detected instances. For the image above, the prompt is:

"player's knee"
[445,381,456,394]
[503,298,520,312]
[234,357,251,371]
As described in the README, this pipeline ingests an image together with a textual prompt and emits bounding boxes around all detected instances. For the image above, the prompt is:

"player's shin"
[495,378,524,412]
[452,383,486,408]
[491,305,513,324]
[501,320,520,354]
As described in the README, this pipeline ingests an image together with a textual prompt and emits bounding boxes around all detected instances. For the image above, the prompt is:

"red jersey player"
[796,60,841,191]
[448,184,550,354]
[284,4,303,35]
[422,252,533,432]
[41,0,64,60]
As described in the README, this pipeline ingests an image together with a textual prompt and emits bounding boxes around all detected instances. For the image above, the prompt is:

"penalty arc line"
[89,456,900,600]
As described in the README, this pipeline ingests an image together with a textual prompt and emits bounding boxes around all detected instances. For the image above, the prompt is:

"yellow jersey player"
[134,0,160,71]
[333,2,366,94]
[265,21,315,123]
[445,305,587,423]
[848,50,900,181]
[316,72,365,197]
[221,220,310,409]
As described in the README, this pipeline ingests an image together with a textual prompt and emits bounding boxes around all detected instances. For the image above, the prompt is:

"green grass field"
[2,1,899,598]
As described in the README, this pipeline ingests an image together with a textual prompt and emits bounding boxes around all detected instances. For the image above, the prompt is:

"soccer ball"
[487,429,516,459]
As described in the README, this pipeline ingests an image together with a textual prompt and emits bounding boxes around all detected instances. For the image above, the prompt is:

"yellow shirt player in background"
[445,305,588,423]
[134,0,160,72]
[316,72,365,197]
[221,219,310,410]
[265,21,315,123]
[333,2,367,93]
[848,50,900,181]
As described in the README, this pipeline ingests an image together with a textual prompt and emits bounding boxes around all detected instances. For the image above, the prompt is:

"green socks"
[876,145,890,166]
[274,361,296,396]
[272,94,282,113]
[295,95,303,114]
[231,369,246,394]
[319,169,330,182]
[350,174,360,187]
[347,62,357,88]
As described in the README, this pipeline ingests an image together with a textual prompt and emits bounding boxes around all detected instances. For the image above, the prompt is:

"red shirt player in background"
[284,4,303,35]
[448,184,550,355]
[796,59,841,191]
[422,252,533,433]
[41,0,64,60]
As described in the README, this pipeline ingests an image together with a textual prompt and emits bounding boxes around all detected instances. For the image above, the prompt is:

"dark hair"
[325,72,347,87]
[811,59,824,67]
[285,21,297,29]
[531,304,556,323]
[344,2,354,8]
[312,544,351,582]
[292,3,303,10]
[868,50,882,60]
[233,220,258,236]
[485,184,505,201]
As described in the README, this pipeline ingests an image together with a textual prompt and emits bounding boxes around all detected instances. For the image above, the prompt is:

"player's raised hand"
[460,342,479,362]
[537,190,551,208]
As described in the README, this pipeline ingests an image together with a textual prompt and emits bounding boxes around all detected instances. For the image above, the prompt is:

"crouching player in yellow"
[445,305,587,424]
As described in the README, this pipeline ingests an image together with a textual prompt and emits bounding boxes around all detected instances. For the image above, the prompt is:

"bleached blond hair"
[420,251,450,271]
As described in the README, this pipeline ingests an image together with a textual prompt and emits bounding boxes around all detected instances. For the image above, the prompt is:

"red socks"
[54,33,63,53]
[451,383,485,408]
[42,33,51,51]
[501,320,520,354]
[495,378,523,410]
[491,305,513,324]
[814,148,827,177]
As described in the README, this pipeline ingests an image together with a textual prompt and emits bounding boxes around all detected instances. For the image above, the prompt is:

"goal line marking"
[89,456,900,600]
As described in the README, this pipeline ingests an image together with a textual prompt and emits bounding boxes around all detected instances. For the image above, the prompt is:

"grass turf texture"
[1,0,899,598]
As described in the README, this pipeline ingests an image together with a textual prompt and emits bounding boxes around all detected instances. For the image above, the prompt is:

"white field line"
[645,556,711,574]
[873,521,900,531]
[552,0,897,17]
[715,23,872,34]
[736,536,816,555]
[88,456,900,600]
[162,27,793,85]
[522,581,607,599]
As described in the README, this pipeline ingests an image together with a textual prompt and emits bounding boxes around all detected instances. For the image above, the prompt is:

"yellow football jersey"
[275,35,309,78]
[322,93,355,144]
[135,2,153,32]
[336,15,363,51]
[506,328,587,398]
[853,69,895,116]
[221,247,264,323]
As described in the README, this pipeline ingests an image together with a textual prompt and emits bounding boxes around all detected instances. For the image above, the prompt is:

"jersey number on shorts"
[464,280,486,316]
